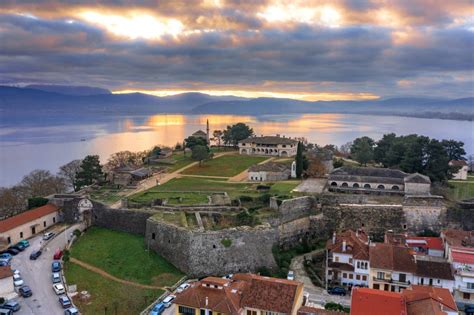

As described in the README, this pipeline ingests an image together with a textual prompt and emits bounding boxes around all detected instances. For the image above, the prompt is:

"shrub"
[256,185,271,191]
[325,302,345,312]
[27,197,49,209]
[0,297,5,305]
[73,229,81,238]
[239,195,253,202]
[258,193,272,204]
[257,266,271,276]
[221,238,232,248]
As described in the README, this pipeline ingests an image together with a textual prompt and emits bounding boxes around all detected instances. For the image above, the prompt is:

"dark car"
[0,261,9,267]
[52,261,61,272]
[29,250,42,260]
[4,248,19,256]
[58,296,72,309]
[11,244,26,251]
[465,305,474,315]
[328,287,346,296]
[1,300,20,312]
[19,286,32,298]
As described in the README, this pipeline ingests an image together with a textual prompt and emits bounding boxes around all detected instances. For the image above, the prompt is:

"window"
[377,272,385,280]
[349,274,353,279]
[377,185,385,190]
[429,278,433,285]
[373,284,380,290]
[247,311,257,315]
[420,278,424,285]
[362,275,367,281]
[384,284,389,291]
[328,270,332,275]
[179,306,195,315]
[43,221,47,227]
[392,185,399,190]
[353,183,360,188]
[357,261,360,268]
[463,292,470,300]
[341,182,349,187]
[364,184,371,189]
[201,310,206,315]
[467,283,474,290]
[403,224,407,230]
[7,237,11,244]
[53,217,56,223]
[330,182,338,187]
[20,232,23,238]
[399,274,406,283]
[349,258,353,264]
[151,233,156,240]
[356,275,361,280]
[335,256,339,262]
[343,273,347,278]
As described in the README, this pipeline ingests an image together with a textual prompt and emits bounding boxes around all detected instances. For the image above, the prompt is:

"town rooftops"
[369,243,416,273]
[404,173,431,184]
[0,203,59,233]
[174,274,303,314]
[451,251,474,264]
[326,229,369,261]
[351,287,407,315]
[328,166,407,185]
[403,285,458,315]
[298,306,343,315]
[239,135,298,145]
[414,257,454,280]
[248,162,290,173]
[405,237,444,251]
[0,266,14,280]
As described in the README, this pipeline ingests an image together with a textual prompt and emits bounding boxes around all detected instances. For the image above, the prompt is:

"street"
[11,224,80,315]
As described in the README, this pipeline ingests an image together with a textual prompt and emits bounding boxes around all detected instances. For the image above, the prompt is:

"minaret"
[206,119,210,144]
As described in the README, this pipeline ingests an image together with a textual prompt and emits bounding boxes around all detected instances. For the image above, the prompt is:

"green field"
[69,227,183,286]
[65,262,162,315]
[181,154,268,177]
[130,191,209,205]
[449,177,474,200]
[89,186,126,205]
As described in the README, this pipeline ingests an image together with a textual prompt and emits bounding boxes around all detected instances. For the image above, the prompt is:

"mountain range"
[0,85,472,121]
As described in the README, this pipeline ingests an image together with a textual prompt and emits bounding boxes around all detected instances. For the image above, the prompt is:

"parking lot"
[9,224,80,315]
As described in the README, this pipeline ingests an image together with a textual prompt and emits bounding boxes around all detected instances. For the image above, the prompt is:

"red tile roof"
[406,237,444,251]
[298,306,343,315]
[451,250,474,264]
[403,285,458,314]
[351,287,407,315]
[0,266,13,280]
[369,243,416,273]
[0,204,59,233]
[327,229,369,261]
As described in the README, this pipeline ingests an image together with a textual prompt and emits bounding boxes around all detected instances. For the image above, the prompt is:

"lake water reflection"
[0,113,472,186]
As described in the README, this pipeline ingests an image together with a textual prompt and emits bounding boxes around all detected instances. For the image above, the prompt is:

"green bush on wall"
[221,238,232,248]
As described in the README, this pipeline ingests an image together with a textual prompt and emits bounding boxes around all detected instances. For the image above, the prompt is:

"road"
[12,224,80,315]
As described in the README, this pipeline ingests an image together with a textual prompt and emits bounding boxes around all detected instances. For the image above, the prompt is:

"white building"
[413,255,455,292]
[0,203,60,245]
[239,135,298,157]
[248,162,291,181]
[449,160,469,180]
[326,230,370,287]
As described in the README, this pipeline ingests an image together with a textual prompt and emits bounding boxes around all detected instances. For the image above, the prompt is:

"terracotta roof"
[0,266,13,280]
[351,287,407,315]
[451,250,474,264]
[175,274,302,315]
[298,306,343,315]
[239,136,298,145]
[326,229,369,261]
[406,237,444,251]
[402,285,457,314]
[449,160,468,167]
[415,259,454,280]
[0,204,59,233]
[248,162,290,173]
[369,244,416,273]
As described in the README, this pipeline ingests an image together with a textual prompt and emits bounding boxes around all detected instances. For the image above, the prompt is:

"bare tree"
[58,159,82,191]
[105,150,148,171]
[0,187,27,218]
[19,169,66,197]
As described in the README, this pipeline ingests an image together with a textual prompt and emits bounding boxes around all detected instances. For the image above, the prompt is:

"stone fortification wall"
[93,207,156,235]
[320,194,369,205]
[146,219,278,277]
[151,205,242,212]
[275,196,319,223]
[403,205,447,232]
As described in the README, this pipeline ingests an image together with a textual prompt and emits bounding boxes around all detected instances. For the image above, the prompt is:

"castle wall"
[92,207,155,235]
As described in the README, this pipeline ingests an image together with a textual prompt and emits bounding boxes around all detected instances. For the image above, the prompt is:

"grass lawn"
[64,262,162,315]
[449,180,474,200]
[269,181,301,195]
[130,191,209,205]
[181,154,268,177]
[89,186,125,205]
[70,227,184,286]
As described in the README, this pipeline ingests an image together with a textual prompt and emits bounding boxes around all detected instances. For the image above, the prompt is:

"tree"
[304,156,327,177]
[191,145,210,166]
[105,150,147,171]
[19,169,66,197]
[441,140,466,161]
[339,141,352,157]
[351,137,375,166]
[295,142,304,178]
[222,123,254,146]
[374,133,396,166]
[0,186,27,217]
[27,197,49,209]
[213,130,223,146]
[58,159,82,191]
[424,139,450,182]
[184,136,208,149]
[74,155,104,190]
[333,158,344,168]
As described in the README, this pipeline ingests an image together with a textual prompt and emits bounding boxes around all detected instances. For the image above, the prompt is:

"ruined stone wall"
[402,206,447,233]
[278,196,318,223]
[92,207,156,235]
[146,219,279,277]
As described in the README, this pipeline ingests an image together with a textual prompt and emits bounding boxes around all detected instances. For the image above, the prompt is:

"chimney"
[342,240,347,252]
[332,232,336,244]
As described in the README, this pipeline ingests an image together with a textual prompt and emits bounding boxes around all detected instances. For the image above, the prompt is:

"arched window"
[330,182,338,187]
[364,184,371,189]
[392,185,399,190]
[341,182,349,187]
[377,185,385,190]
[353,183,360,188]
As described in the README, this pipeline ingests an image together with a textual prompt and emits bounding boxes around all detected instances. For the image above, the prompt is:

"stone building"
[191,119,210,144]
[328,166,431,195]
[248,162,291,181]
[239,135,298,157]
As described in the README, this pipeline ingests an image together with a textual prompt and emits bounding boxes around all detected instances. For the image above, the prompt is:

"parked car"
[176,282,190,293]
[53,249,63,260]
[12,270,20,276]
[465,306,474,315]
[327,287,347,296]
[16,240,29,248]
[0,254,12,260]
[287,270,295,281]
[0,308,12,315]
[162,295,175,308]
[52,261,62,272]
[19,286,32,297]
[53,283,65,295]
[150,302,165,315]
[43,232,55,240]
[4,249,19,256]
[1,300,20,312]
[13,274,23,287]
[8,245,24,252]
[0,257,11,265]
[58,296,72,309]
[64,307,79,315]
[52,273,61,284]
[0,261,9,267]
[29,250,42,260]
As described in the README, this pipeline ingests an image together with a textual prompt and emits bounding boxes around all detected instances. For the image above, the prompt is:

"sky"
[0,0,473,101]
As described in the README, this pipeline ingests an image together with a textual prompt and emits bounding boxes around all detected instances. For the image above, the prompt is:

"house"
[0,204,60,245]
[328,167,431,195]
[174,274,304,315]
[449,160,469,180]
[248,162,291,181]
[385,232,444,257]
[350,285,458,315]
[239,135,298,157]
[109,166,152,187]
[413,255,455,292]
[441,229,474,310]
[326,230,370,287]
[369,243,417,292]
[0,266,15,300]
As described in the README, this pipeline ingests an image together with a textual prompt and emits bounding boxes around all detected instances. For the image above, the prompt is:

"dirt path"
[69,257,165,290]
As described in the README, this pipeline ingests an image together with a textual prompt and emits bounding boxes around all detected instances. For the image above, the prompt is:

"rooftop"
[351,287,407,315]
[328,166,407,185]
[369,243,416,273]
[327,229,369,261]
[404,173,431,184]
[192,130,208,137]
[405,237,444,251]
[451,250,474,265]
[248,162,290,173]
[0,203,60,233]
[403,285,458,314]
[415,258,454,280]
[449,160,468,167]
[239,135,298,145]
[442,229,474,249]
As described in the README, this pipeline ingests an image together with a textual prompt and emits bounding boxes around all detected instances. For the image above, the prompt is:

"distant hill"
[0,86,472,121]
[26,84,111,96]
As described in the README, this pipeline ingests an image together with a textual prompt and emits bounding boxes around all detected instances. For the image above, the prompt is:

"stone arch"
[392,185,400,190]
[281,151,288,157]
[341,182,349,187]
[377,184,385,190]
[330,182,338,187]
[364,184,371,189]
[241,148,248,154]
[353,183,360,188]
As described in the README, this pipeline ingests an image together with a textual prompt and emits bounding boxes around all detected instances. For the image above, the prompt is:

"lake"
[0,113,472,187]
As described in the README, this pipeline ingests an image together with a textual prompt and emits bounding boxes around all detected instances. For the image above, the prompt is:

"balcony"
[457,286,474,293]
[371,277,410,285]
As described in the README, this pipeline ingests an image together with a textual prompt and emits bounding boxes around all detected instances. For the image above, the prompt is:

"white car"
[52,272,61,283]
[43,232,55,240]
[53,283,65,295]
[287,270,295,281]
[176,283,190,293]
[163,295,175,308]
[13,274,24,287]
[12,269,20,276]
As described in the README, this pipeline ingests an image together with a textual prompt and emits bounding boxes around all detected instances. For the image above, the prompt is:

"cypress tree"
[295,142,304,178]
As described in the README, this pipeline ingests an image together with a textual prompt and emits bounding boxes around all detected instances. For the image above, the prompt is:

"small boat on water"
[80,138,86,141]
